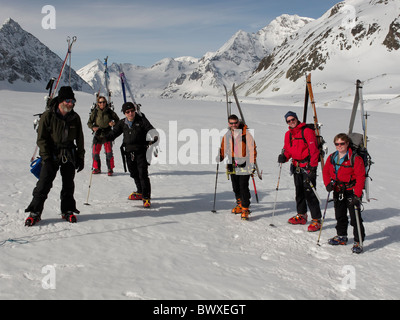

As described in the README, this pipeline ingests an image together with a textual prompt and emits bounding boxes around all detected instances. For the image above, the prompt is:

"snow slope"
[0,89,399,300]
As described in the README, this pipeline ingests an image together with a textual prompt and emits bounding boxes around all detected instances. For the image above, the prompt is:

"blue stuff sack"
[30,157,42,179]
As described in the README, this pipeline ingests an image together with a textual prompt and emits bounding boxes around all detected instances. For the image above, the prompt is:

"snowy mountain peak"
[238,0,400,98]
[0,18,92,93]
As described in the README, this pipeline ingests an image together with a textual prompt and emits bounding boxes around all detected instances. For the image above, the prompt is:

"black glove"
[350,195,361,206]
[278,154,286,163]
[76,158,84,173]
[326,182,334,192]
[148,136,159,146]
[305,166,317,181]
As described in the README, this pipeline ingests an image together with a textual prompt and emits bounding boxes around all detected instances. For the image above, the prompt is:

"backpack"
[347,133,373,179]
[290,123,326,162]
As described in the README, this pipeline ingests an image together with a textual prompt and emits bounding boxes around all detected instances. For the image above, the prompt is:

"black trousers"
[333,190,365,242]
[293,170,322,220]
[231,174,251,208]
[26,160,76,215]
[126,150,151,199]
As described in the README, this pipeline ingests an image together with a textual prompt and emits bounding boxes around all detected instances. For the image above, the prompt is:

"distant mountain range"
[1,0,399,104]
[76,14,313,100]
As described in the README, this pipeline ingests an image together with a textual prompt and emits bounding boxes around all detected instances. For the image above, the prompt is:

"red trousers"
[92,142,114,170]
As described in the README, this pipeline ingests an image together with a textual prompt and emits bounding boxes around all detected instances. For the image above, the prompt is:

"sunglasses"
[98,101,106,104]
[229,121,239,125]
[125,109,135,114]
[64,99,76,104]
[286,118,297,124]
[335,142,347,146]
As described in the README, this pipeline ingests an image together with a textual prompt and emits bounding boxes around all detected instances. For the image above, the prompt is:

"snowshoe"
[25,212,41,227]
[62,211,77,223]
[107,169,113,176]
[241,208,250,221]
[288,213,307,225]
[143,199,151,208]
[352,242,363,254]
[92,168,101,174]
[307,219,321,232]
[328,236,348,246]
[128,192,143,200]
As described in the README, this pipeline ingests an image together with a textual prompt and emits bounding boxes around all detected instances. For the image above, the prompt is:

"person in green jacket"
[87,96,119,176]
[25,86,85,226]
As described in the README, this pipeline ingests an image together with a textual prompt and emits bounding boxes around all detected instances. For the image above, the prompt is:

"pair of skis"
[348,79,372,203]
[50,36,77,101]
[303,73,327,170]
[118,65,142,116]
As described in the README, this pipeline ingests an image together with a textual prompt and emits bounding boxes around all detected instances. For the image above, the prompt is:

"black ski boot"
[62,211,77,223]
[25,212,41,227]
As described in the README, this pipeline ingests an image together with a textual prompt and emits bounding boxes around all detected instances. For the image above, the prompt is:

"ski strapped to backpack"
[302,73,327,170]
[228,84,262,180]
[118,64,142,117]
[348,80,373,202]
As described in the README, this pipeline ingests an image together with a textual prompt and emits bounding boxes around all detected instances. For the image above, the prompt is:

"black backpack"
[347,133,373,179]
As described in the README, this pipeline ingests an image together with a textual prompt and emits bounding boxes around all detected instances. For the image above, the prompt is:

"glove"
[148,135,159,146]
[350,195,362,206]
[76,158,84,173]
[249,163,256,175]
[278,154,286,163]
[305,166,317,181]
[326,182,334,192]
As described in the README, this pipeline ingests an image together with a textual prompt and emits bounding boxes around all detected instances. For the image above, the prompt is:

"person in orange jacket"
[278,111,322,231]
[322,133,366,252]
[218,115,257,220]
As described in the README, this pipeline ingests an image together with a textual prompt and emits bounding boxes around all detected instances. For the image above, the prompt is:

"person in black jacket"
[25,86,85,226]
[101,102,158,208]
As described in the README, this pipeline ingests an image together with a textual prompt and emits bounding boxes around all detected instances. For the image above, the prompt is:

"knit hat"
[57,86,76,103]
[122,102,136,114]
[284,111,298,121]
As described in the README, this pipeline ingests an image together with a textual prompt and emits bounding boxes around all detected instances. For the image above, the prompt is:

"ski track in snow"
[0,91,399,300]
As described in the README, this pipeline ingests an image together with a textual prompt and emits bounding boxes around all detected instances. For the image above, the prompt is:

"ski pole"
[270,163,283,227]
[84,168,94,206]
[211,163,220,213]
[317,191,331,246]
[251,174,259,203]
[308,179,322,205]
[354,203,364,250]
[301,167,322,204]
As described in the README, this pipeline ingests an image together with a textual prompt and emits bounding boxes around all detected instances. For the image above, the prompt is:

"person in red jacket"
[323,133,366,253]
[278,111,322,231]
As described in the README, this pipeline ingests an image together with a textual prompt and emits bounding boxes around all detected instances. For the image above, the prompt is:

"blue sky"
[1,0,340,69]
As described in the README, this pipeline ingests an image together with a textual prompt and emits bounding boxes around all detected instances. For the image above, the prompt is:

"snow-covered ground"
[0,89,399,300]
